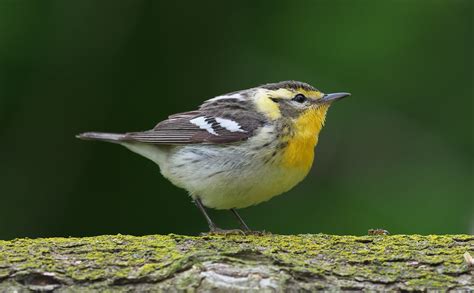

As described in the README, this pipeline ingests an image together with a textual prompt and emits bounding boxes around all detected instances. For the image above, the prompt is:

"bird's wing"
[125,97,266,145]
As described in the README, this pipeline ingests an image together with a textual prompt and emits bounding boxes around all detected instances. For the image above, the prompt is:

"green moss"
[0,234,472,290]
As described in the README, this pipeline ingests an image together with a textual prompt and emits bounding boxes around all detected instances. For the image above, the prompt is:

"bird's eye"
[292,94,307,103]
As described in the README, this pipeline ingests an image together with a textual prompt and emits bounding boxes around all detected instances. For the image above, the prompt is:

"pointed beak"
[319,92,351,104]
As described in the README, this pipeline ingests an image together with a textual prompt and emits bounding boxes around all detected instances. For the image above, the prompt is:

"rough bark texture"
[0,234,472,291]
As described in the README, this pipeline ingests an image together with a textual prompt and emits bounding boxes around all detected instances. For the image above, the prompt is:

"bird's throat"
[281,106,329,171]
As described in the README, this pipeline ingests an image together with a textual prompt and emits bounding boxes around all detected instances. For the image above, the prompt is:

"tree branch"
[0,234,472,291]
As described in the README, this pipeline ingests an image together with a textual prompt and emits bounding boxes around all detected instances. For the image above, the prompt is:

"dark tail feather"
[76,132,128,143]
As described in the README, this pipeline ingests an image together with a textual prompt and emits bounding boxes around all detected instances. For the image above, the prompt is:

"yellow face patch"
[254,88,289,120]
[254,87,325,120]
[296,88,324,100]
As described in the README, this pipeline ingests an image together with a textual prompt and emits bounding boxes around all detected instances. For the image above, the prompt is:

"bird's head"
[247,81,350,170]
[253,80,350,131]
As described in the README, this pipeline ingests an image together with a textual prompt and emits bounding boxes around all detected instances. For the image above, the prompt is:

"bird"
[77,81,350,234]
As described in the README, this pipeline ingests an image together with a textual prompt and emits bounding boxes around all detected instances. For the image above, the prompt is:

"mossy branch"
[0,234,473,291]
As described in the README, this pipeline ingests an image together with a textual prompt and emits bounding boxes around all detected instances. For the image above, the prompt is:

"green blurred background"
[0,0,472,239]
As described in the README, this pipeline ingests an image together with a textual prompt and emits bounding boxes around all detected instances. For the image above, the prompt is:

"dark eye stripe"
[292,94,307,103]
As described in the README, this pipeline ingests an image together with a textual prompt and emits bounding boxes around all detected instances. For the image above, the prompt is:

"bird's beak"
[319,92,351,104]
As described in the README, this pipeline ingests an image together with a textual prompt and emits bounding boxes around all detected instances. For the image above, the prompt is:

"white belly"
[122,126,312,210]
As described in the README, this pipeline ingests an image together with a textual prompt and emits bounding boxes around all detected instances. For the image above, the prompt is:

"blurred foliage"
[0,0,472,239]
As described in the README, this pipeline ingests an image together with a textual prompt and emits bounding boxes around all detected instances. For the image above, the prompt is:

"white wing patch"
[190,116,246,136]
[190,117,218,135]
[207,93,246,102]
[215,117,246,133]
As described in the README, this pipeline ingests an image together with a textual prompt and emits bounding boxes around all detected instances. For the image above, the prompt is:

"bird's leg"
[230,209,271,235]
[230,209,251,232]
[194,199,245,235]
[194,198,219,232]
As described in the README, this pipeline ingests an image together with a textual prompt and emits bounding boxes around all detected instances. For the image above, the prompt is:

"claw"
[200,229,271,236]
[201,228,246,236]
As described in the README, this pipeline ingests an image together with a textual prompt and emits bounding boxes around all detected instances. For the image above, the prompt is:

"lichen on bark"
[0,234,472,291]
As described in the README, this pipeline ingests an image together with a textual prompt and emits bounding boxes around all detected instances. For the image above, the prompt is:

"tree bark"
[0,234,472,291]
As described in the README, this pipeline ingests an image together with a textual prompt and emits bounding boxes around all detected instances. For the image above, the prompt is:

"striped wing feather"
[123,93,266,145]
[125,111,253,145]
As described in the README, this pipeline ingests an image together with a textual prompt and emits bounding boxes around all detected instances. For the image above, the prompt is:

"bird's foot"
[201,228,246,236]
[368,228,390,235]
[243,230,272,236]
[201,228,271,236]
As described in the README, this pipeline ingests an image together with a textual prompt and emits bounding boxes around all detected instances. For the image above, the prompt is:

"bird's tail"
[76,132,128,144]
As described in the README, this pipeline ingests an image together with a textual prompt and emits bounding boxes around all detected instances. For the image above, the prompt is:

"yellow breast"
[281,106,329,173]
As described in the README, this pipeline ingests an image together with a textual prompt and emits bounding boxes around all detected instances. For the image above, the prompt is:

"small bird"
[77,81,350,233]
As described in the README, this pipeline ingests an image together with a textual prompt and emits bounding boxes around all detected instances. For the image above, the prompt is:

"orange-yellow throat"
[282,105,329,172]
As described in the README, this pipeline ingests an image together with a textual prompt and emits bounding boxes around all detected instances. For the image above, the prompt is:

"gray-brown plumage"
[77,92,265,145]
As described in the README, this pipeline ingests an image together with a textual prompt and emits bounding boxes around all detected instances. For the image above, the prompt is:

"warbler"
[77,81,350,233]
